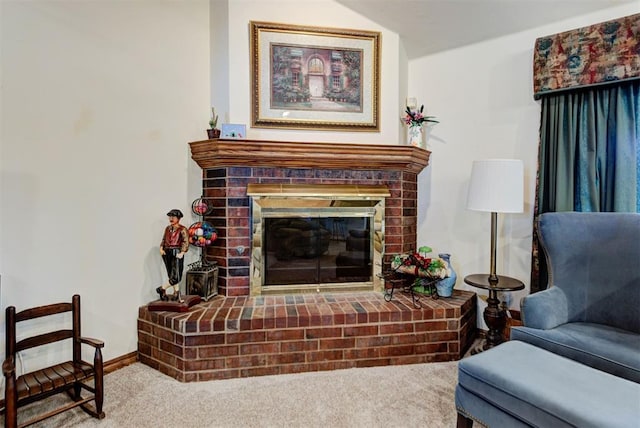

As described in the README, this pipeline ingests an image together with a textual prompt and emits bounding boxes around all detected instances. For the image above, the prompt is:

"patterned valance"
[533,13,639,99]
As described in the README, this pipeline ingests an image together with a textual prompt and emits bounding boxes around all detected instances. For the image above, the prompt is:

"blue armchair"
[511,212,640,382]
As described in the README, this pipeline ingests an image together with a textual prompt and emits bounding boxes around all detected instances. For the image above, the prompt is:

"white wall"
[211,0,230,122]
[223,0,404,145]
[409,3,639,325]
[0,0,210,366]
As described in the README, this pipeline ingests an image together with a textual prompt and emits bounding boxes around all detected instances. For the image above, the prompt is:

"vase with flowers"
[402,105,438,148]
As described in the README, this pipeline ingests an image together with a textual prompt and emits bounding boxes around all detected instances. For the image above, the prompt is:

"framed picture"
[250,21,381,131]
[221,124,246,139]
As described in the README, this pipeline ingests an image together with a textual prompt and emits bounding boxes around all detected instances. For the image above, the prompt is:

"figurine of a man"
[157,209,189,302]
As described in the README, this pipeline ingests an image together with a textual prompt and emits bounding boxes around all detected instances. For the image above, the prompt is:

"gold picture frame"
[250,21,381,131]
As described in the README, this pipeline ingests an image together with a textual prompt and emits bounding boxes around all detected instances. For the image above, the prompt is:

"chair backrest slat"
[15,330,74,352]
[15,302,72,322]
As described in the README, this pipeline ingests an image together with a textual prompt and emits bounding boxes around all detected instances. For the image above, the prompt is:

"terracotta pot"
[207,129,220,139]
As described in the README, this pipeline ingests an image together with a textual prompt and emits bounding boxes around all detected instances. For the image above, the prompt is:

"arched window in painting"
[308,57,324,74]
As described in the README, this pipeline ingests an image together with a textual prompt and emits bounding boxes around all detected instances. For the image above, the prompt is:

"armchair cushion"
[511,323,640,383]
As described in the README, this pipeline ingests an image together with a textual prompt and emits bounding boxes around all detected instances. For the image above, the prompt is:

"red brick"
[427,331,458,341]
[390,333,422,345]
[379,345,415,357]
[241,366,280,377]
[281,340,318,353]
[354,358,390,368]
[415,320,448,332]
[343,325,378,337]
[319,338,356,350]
[226,331,266,344]
[416,342,448,353]
[240,342,280,355]
[390,355,426,365]
[184,334,224,347]
[379,323,414,335]
[198,345,238,358]
[280,363,318,374]
[316,361,353,371]
[266,329,305,341]
[198,369,240,381]
[355,336,392,347]
[307,350,343,362]
[184,359,225,371]
[344,348,380,359]
[305,327,342,339]
[267,353,305,365]
[226,354,268,368]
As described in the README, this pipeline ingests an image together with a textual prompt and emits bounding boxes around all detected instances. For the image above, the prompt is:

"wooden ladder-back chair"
[2,294,105,428]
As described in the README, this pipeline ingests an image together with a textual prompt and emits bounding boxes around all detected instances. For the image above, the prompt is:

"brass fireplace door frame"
[247,184,389,296]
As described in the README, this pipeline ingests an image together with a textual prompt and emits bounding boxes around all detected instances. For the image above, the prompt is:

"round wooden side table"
[464,273,524,353]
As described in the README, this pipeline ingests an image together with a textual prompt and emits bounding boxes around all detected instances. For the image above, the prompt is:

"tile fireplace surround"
[137,139,477,381]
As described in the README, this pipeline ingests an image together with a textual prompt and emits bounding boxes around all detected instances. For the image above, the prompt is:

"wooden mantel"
[189,138,430,173]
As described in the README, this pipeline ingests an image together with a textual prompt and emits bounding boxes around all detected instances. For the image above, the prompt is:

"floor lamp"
[464,159,525,351]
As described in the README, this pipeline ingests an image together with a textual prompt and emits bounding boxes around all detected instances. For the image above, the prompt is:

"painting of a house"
[270,44,363,112]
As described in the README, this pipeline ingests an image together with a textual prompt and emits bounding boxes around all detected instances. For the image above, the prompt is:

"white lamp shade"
[467,159,524,213]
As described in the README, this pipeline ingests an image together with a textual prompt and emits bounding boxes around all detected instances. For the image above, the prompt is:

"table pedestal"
[464,274,524,352]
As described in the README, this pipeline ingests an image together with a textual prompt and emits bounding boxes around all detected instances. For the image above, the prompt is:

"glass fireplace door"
[264,216,372,286]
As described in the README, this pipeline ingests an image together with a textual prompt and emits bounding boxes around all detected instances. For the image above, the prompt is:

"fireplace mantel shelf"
[189,138,430,173]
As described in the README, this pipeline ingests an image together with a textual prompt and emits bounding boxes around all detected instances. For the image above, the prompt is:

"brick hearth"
[138,290,477,382]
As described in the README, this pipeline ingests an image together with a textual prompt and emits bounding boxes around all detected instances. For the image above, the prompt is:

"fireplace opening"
[247,184,389,295]
[264,216,372,286]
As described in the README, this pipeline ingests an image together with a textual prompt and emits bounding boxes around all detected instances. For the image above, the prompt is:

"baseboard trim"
[104,351,138,374]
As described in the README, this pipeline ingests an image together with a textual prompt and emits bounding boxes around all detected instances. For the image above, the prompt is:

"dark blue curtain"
[538,80,639,212]
[531,80,640,292]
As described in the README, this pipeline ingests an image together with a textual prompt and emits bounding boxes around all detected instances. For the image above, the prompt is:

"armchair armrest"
[520,286,569,329]
[79,337,105,349]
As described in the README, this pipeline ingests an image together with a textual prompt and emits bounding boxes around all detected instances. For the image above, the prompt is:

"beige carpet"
[16,360,459,428]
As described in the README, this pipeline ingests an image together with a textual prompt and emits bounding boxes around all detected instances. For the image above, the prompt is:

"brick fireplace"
[189,138,431,296]
[137,139,477,381]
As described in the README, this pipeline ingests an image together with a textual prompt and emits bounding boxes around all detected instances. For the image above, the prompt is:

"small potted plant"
[207,107,220,139]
